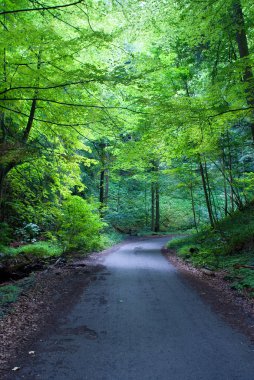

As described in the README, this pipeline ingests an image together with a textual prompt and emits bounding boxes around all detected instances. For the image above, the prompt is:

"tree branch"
[0,1,84,15]
[0,104,114,127]
[0,80,97,95]
[0,98,148,114]
[207,106,254,118]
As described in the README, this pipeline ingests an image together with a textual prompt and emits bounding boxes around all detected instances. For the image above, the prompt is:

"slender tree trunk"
[222,148,229,216]
[104,169,109,204]
[99,169,105,207]
[98,141,107,216]
[199,160,215,228]
[145,186,149,227]
[204,159,218,224]
[154,181,160,232]
[23,99,37,142]
[116,182,120,212]
[151,182,155,232]
[226,130,244,209]
[190,182,198,232]
[228,144,235,212]
[233,0,254,140]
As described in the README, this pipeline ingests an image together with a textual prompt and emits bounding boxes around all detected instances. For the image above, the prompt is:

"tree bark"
[190,181,198,232]
[151,182,155,231]
[98,141,107,216]
[221,148,229,216]
[233,0,254,140]
[199,160,215,228]
[154,181,160,232]
[23,98,37,143]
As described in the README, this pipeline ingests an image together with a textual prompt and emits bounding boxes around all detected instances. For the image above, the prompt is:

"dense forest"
[1,0,254,288]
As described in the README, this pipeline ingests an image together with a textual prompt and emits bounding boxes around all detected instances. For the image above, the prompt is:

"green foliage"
[57,196,105,252]
[230,269,254,294]
[169,202,254,258]
[2,241,62,258]
[100,229,124,249]
[15,223,40,242]
[168,203,254,295]
[0,285,21,306]
[0,223,12,245]
[0,276,35,317]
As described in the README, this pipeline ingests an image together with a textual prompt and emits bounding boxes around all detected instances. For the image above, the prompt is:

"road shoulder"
[163,247,254,342]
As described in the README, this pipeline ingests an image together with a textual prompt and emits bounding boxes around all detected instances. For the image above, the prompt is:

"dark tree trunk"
[190,182,198,232]
[151,161,160,233]
[199,160,215,228]
[23,98,37,142]
[204,159,218,224]
[221,148,229,216]
[104,169,109,204]
[233,0,254,140]
[98,141,108,216]
[99,169,105,206]
[145,186,149,227]
[154,181,160,232]
[151,182,155,231]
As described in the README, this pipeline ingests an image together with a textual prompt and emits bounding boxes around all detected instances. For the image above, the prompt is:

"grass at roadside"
[0,276,35,318]
[1,241,63,258]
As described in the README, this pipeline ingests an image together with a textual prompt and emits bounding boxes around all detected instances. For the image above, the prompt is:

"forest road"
[9,237,254,380]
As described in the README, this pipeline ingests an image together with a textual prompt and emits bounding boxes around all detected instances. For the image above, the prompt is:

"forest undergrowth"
[168,203,254,296]
[0,228,123,319]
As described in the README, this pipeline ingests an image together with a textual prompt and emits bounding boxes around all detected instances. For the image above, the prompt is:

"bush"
[15,223,40,242]
[57,196,105,252]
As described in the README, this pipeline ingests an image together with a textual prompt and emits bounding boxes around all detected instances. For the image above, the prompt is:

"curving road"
[10,237,254,379]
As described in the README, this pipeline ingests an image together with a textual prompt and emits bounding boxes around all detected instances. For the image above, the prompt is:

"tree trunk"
[151,182,155,232]
[190,181,198,232]
[23,98,37,143]
[116,182,120,212]
[98,141,108,216]
[233,0,254,140]
[154,181,160,232]
[145,186,149,227]
[221,148,229,216]
[99,169,105,206]
[104,169,109,204]
[204,159,218,224]
[199,160,215,228]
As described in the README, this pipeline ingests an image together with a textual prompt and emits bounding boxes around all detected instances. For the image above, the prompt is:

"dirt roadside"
[163,247,254,342]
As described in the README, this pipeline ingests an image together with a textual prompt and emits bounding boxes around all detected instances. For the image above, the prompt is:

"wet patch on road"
[62,325,98,340]
[99,296,108,305]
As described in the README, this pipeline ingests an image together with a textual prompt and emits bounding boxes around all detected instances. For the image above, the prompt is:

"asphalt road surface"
[10,237,254,380]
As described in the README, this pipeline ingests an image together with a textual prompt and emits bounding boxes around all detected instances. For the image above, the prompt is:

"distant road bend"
[10,237,254,380]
